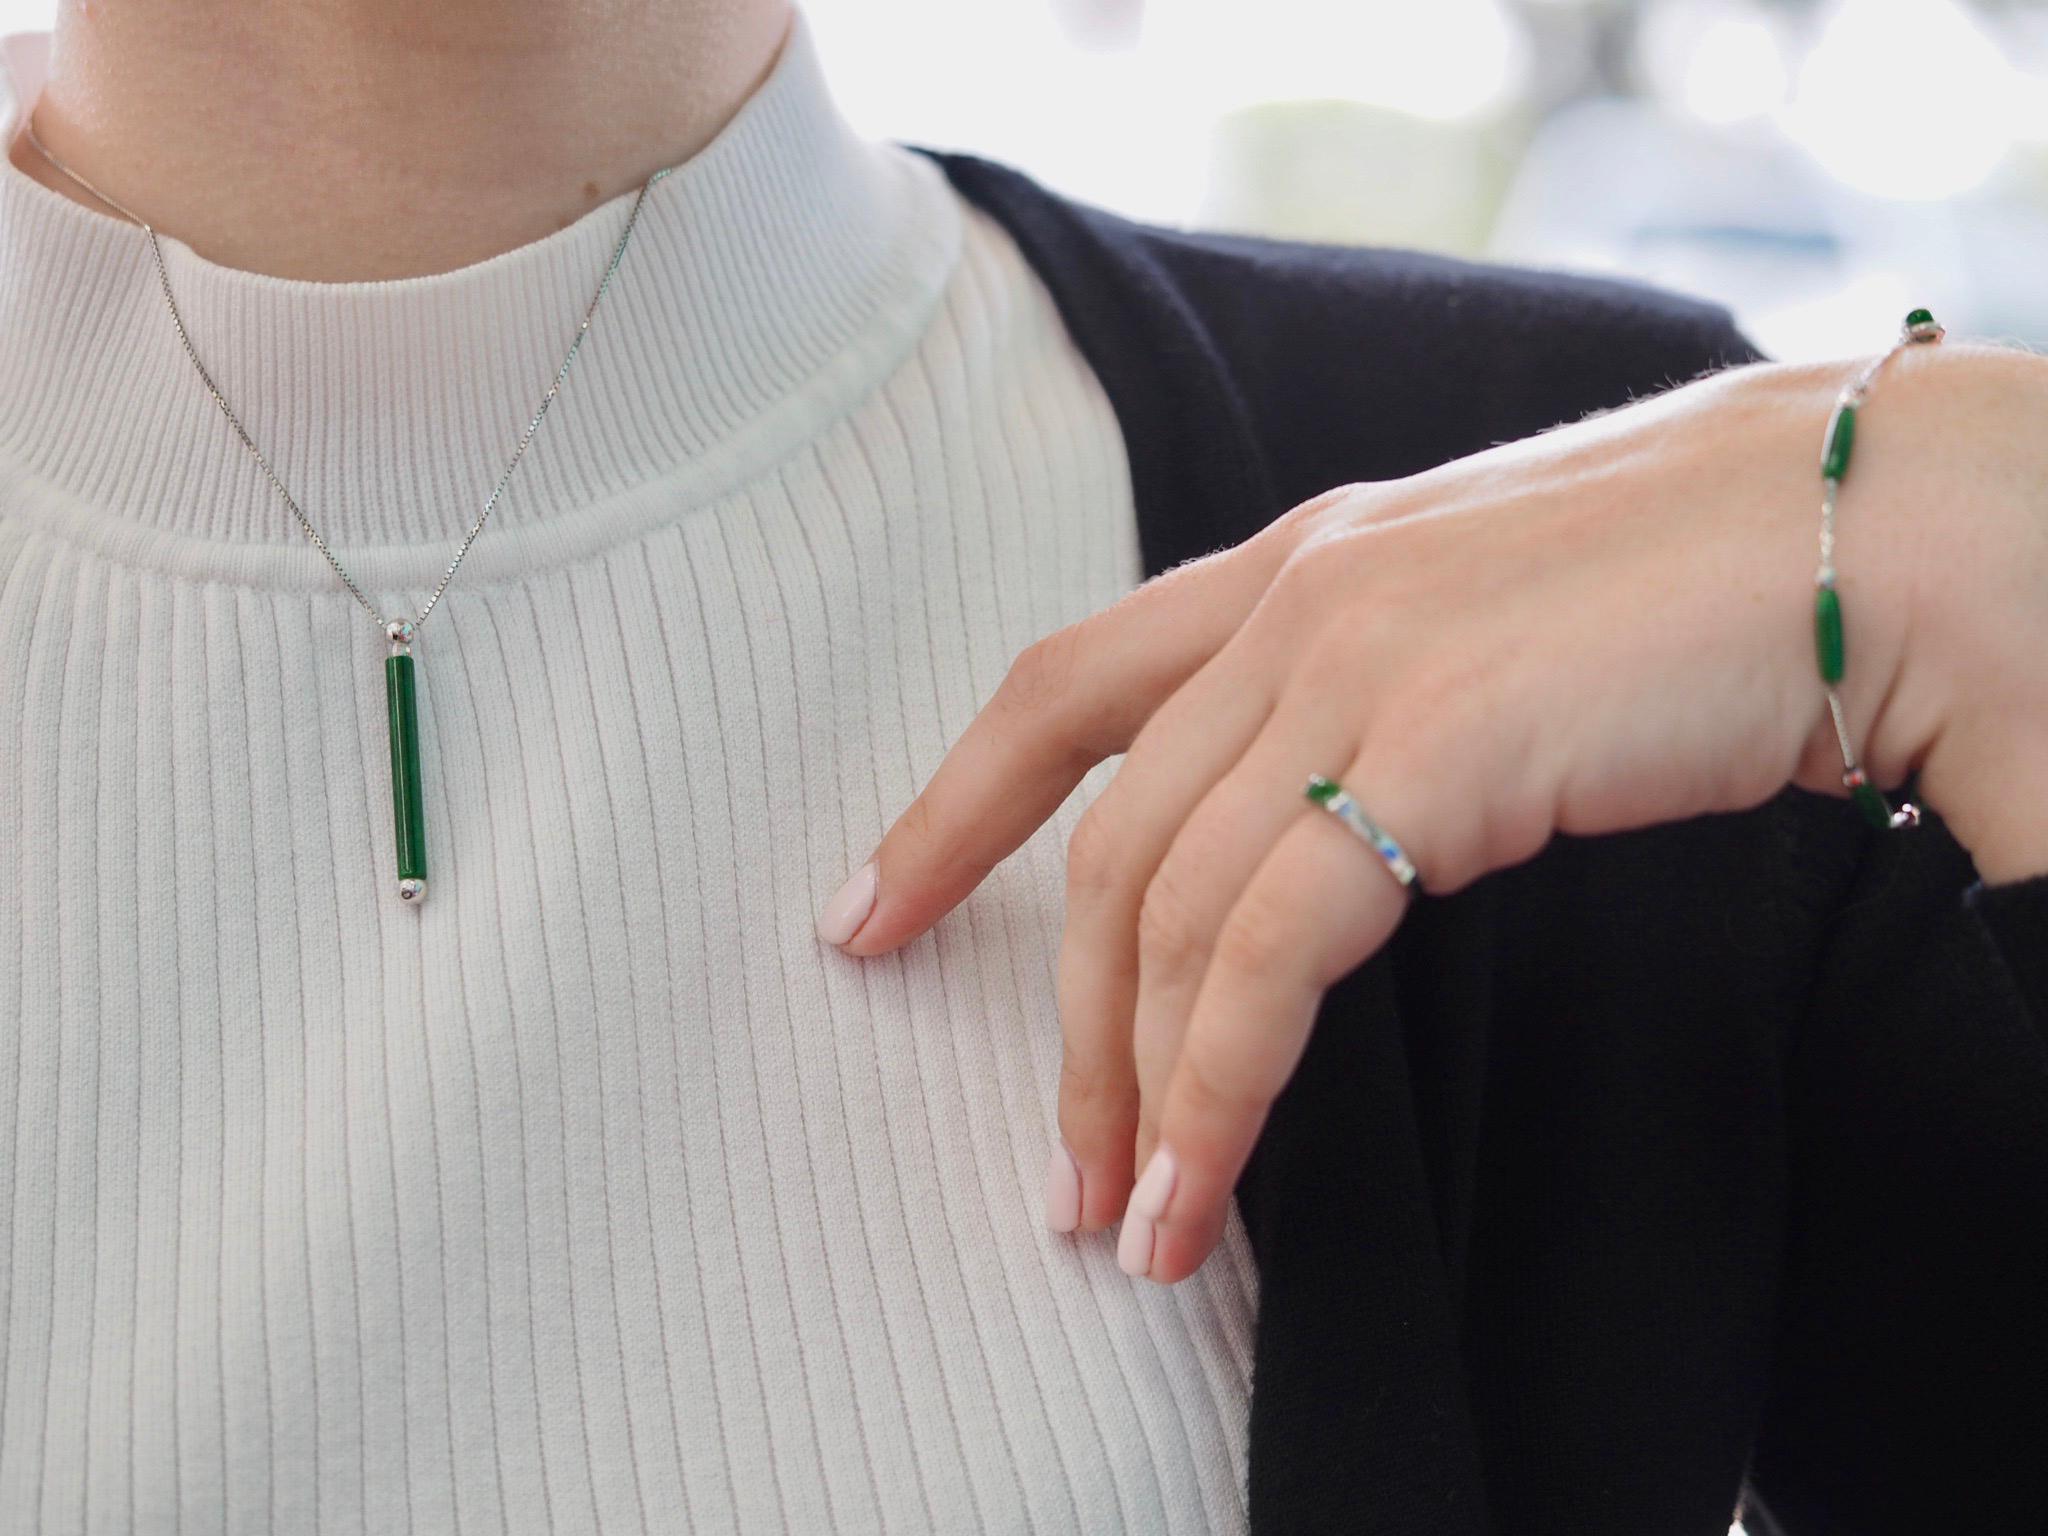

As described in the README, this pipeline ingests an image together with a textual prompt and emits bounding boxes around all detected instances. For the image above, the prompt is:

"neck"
[7,0,793,280]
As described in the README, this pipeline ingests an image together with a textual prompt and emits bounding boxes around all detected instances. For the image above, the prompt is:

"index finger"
[818,516,1306,957]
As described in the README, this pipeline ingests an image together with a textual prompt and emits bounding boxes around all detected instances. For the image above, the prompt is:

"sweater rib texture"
[0,11,1257,1532]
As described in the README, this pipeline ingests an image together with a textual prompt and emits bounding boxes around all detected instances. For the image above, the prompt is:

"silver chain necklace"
[25,117,673,904]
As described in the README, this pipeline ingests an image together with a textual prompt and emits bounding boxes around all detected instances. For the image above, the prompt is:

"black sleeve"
[1965,867,2048,1025]
[1139,230,1766,511]
[1744,813,2048,1533]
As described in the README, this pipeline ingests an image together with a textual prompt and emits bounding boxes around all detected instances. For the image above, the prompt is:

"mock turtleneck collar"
[0,7,961,570]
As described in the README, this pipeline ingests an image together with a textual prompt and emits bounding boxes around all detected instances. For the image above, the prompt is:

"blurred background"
[6,0,2047,361]
[801,0,2043,365]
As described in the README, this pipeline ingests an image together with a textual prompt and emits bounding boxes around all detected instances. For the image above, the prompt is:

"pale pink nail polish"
[817,861,878,946]
[1117,1211,1155,1278]
[1043,1140,1082,1233]
[1129,1144,1178,1223]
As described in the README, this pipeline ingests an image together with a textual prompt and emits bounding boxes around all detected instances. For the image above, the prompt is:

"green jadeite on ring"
[1303,774,1421,890]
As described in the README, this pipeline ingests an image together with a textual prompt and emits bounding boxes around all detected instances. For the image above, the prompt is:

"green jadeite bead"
[1905,307,1934,328]
[1306,775,1340,805]
[386,652,427,883]
[1851,779,1893,830]
[1821,401,1856,481]
[1814,584,1845,684]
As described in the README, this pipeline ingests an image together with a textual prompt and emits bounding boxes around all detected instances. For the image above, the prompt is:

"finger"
[1050,528,1377,1229]
[1118,761,1425,1285]
[1050,638,1283,1230]
[820,502,1322,958]
[1127,694,1355,1181]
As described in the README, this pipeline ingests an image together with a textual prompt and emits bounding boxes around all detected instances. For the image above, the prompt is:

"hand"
[816,340,2048,1284]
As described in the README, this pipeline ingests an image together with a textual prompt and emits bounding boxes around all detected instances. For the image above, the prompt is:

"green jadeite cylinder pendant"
[386,650,428,902]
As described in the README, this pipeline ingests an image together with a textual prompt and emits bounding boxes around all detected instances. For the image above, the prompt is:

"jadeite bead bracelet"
[1815,307,1945,831]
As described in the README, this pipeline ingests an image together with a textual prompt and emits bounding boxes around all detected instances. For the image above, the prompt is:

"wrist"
[1867,343,2048,881]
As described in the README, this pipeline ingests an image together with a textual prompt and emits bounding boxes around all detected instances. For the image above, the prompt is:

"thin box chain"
[23,115,672,635]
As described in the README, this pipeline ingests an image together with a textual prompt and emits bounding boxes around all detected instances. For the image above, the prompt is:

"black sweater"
[904,145,2048,1536]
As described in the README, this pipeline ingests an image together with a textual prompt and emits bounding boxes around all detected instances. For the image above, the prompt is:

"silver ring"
[1304,775,1421,892]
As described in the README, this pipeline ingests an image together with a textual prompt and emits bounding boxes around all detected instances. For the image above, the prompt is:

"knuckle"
[1292,623,1364,699]
[1274,482,1362,542]
[1364,651,1488,780]
[996,624,1083,721]
[1373,699,1459,788]
[1269,536,1341,607]
[1057,1049,1123,1117]
[1300,582,1412,679]
[1354,665,1504,896]
[1057,1057,1135,1150]
[1175,1041,1263,1126]
[1280,612,1403,716]
[894,788,940,852]
[1269,501,1400,599]
[1212,888,1294,980]
[1064,802,1124,903]
[894,788,995,888]
[1135,869,1209,977]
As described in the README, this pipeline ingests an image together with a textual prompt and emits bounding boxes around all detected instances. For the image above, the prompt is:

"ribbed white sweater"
[0,10,1258,1533]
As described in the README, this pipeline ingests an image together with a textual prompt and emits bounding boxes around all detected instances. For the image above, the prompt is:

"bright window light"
[1641,1,1792,126]
[1783,0,2021,199]
[1684,19,1789,124]
[1142,0,1530,122]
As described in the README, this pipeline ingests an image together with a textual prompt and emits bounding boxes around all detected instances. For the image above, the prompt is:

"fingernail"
[1128,1144,1177,1223]
[817,861,878,947]
[1043,1139,1082,1233]
[1116,1211,1155,1278]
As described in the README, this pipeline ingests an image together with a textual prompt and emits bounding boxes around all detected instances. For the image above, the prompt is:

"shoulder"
[907,145,1762,504]
[1149,224,1753,424]
[1130,223,1760,500]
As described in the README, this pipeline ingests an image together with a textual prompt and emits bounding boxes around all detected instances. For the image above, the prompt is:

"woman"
[1,0,2042,1533]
